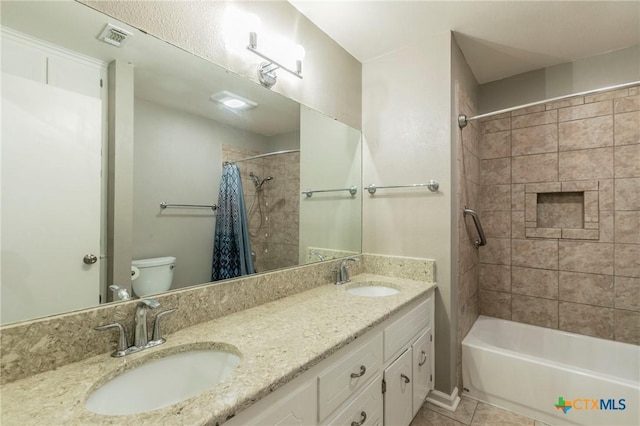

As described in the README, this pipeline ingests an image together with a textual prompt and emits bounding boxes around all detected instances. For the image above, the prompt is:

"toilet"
[131,256,176,297]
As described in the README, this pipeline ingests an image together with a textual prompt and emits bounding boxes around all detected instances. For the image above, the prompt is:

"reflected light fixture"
[210,91,257,111]
[247,32,305,88]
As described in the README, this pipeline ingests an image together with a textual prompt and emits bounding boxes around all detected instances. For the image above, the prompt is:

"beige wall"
[107,60,134,296]
[299,106,362,263]
[133,99,267,288]
[362,33,456,394]
[80,0,362,130]
[479,45,640,113]
[477,85,640,345]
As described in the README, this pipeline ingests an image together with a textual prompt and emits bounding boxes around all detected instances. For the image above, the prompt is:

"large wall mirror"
[0,0,362,325]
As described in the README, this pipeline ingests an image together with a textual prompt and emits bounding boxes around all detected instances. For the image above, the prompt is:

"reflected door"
[1,73,102,324]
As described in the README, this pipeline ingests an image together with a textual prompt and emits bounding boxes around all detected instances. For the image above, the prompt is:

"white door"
[384,348,413,426]
[1,73,102,324]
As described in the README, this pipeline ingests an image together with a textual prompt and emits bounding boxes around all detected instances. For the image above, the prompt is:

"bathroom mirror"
[0,0,362,325]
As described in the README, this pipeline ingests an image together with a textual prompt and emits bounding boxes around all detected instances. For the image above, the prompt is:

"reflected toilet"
[131,256,176,297]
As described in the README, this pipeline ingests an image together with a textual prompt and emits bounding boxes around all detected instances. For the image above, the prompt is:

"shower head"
[249,172,273,189]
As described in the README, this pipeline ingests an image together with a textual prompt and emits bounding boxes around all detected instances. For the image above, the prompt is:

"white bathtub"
[462,316,640,425]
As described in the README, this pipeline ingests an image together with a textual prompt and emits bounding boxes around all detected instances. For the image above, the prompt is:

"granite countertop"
[0,274,435,425]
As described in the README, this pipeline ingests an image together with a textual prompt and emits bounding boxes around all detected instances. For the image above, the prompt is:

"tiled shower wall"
[456,83,480,391]
[477,85,640,345]
[221,146,300,273]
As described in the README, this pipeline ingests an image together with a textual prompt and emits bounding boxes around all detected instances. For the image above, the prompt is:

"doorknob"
[83,254,98,264]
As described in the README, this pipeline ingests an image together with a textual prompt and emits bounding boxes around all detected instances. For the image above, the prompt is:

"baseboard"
[426,387,461,412]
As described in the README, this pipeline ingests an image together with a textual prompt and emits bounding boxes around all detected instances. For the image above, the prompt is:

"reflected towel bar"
[160,202,217,211]
[463,207,486,248]
[302,186,358,198]
[364,181,439,195]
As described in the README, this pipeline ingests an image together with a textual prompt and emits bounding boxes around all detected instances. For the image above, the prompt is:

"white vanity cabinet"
[227,291,434,426]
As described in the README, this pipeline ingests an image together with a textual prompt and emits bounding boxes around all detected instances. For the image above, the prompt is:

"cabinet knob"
[351,411,367,426]
[350,365,366,378]
[401,373,411,383]
[418,350,427,366]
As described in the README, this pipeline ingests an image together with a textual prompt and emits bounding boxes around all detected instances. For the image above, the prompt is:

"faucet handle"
[95,322,129,355]
[152,308,177,343]
[139,298,160,309]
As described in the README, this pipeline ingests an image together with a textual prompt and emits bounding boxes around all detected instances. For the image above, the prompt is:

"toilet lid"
[131,256,176,268]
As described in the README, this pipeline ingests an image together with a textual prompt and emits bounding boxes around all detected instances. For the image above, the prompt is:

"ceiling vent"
[97,23,132,48]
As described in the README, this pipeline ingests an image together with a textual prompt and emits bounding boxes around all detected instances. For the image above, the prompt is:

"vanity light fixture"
[210,91,257,111]
[247,32,305,88]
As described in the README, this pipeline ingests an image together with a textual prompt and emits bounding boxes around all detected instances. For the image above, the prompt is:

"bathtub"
[462,316,640,425]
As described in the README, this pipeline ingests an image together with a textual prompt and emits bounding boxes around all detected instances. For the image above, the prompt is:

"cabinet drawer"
[322,375,383,426]
[384,298,430,362]
[229,379,316,426]
[318,333,383,421]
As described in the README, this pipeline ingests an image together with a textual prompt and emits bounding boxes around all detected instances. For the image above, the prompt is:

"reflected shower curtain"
[211,164,255,281]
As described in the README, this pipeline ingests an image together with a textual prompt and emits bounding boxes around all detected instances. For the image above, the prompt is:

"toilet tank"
[131,256,176,297]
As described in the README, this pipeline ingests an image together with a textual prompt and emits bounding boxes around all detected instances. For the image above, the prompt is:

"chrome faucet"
[96,298,177,357]
[336,257,358,285]
[134,299,160,347]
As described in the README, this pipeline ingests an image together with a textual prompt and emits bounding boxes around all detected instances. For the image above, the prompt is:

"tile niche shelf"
[524,181,600,240]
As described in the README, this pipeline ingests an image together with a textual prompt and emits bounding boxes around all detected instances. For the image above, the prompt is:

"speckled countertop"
[0,274,435,425]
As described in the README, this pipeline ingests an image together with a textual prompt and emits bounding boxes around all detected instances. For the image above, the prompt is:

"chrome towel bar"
[364,180,439,195]
[301,186,358,198]
[463,207,486,248]
[160,202,218,211]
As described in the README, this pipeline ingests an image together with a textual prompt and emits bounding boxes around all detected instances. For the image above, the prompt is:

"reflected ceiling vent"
[97,23,132,48]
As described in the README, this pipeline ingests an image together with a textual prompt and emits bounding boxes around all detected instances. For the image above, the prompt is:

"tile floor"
[411,395,551,426]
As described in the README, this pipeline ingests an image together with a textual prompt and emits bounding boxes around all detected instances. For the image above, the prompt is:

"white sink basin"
[85,348,240,415]
[347,285,399,297]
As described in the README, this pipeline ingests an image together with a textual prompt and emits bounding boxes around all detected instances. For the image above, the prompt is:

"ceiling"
[289,0,640,84]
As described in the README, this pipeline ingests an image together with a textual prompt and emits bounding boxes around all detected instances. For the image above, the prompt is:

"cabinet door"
[411,328,432,416]
[383,349,413,426]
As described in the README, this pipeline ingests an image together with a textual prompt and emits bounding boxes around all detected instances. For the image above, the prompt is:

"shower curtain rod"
[458,80,640,128]
[224,149,300,165]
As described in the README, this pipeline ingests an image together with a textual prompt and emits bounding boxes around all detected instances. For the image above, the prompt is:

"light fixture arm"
[247,32,303,88]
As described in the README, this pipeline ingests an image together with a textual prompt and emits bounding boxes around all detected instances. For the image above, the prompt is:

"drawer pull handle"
[418,350,427,366]
[401,373,411,383]
[351,411,367,426]
[350,365,366,378]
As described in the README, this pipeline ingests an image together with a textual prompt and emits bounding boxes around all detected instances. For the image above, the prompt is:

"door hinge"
[430,374,433,382]
[382,378,386,394]
[99,294,102,303]
[100,78,103,88]
[430,334,433,342]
